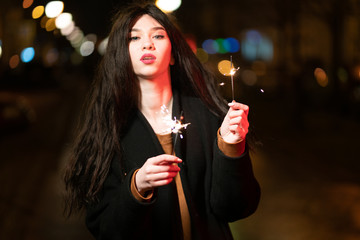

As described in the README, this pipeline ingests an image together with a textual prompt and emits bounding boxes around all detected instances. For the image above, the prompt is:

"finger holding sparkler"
[135,154,182,194]
[219,101,249,156]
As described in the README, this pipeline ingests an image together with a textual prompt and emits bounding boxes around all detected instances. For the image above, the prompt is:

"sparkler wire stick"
[171,111,183,156]
[230,55,234,100]
[172,132,179,156]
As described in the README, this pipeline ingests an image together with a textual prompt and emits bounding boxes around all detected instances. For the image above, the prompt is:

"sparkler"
[219,57,265,97]
[171,112,190,155]
[160,106,190,155]
[229,55,240,101]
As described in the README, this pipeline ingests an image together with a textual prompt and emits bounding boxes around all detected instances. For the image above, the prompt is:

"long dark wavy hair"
[63,2,227,216]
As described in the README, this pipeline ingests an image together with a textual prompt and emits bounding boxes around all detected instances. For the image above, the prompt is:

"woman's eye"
[129,36,140,41]
[153,35,165,39]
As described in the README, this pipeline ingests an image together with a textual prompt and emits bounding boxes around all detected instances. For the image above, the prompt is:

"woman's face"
[129,14,172,81]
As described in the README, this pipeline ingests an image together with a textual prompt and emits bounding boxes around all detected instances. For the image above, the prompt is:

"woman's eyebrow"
[130,26,165,32]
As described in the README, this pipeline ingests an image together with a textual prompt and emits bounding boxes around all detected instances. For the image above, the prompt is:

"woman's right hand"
[135,154,182,195]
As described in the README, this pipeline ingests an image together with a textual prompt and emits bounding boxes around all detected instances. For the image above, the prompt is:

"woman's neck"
[139,75,173,133]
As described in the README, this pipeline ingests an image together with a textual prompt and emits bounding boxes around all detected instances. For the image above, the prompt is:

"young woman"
[64,3,260,240]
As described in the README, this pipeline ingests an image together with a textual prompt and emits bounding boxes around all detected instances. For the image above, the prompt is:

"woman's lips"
[140,54,156,64]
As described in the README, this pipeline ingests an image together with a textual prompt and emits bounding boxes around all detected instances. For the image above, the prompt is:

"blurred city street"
[0,74,93,240]
[0,77,359,240]
[1,0,360,239]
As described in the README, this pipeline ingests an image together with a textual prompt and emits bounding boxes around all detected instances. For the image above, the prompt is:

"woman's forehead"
[132,14,164,31]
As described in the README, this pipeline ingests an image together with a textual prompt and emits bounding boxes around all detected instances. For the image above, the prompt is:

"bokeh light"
[202,38,240,54]
[156,0,181,13]
[67,28,85,48]
[23,0,34,9]
[40,16,49,28]
[67,27,82,42]
[20,47,35,63]
[258,37,273,61]
[32,6,45,19]
[98,37,108,55]
[353,65,360,81]
[55,12,72,29]
[0,40,2,59]
[43,48,59,67]
[314,68,328,87]
[241,30,273,61]
[80,41,95,57]
[45,18,57,31]
[9,55,20,69]
[202,39,219,54]
[223,37,240,53]
[215,39,227,54]
[241,69,257,86]
[45,1,64,18]
[60,21,75,36]
[218,60,232,76]
[246,30,262,44]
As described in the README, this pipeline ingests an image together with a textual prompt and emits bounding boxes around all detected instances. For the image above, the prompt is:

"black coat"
[86,92,261,240]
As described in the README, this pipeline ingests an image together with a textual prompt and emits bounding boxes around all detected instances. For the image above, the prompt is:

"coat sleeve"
[85,159,157,240]
[210,141,261,222]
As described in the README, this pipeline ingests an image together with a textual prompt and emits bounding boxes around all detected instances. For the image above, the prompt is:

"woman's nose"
[142,41,155,50]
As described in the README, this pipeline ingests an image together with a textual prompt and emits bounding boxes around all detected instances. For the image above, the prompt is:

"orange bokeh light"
[23,0,34,9]
[9,55,20,69]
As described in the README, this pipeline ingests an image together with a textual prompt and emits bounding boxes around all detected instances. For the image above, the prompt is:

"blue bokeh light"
[246,30,262,45]
[202,37,240,54]
[224,37,240,53]
[20,47,35,63]
[202,39,219,54]
[241,30,273,61]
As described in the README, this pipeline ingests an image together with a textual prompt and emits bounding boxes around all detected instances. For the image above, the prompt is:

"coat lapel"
[120,91,189,178]
[121,110,164,171]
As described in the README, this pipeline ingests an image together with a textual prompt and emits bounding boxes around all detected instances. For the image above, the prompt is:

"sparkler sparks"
[159,105,190,155]
[160,105,190,136]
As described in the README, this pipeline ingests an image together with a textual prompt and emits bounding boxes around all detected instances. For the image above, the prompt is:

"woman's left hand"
[220,101,249,143]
